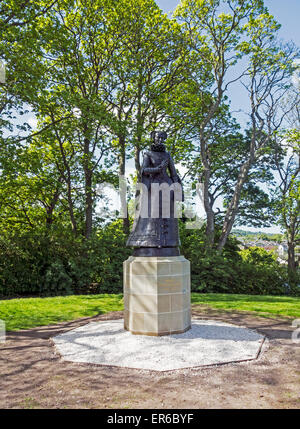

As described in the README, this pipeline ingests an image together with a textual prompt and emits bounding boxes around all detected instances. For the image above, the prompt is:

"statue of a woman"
[127,131,183,257]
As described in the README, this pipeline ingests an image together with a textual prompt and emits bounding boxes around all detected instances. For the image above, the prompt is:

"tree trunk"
[287,240,296,273]
[135,145,141,177]
[199,135,215,251]
[217,160,251,252]
[203,178,215,251]
[66,177,77,234]
[84,137,93,239]
[45,179,62,230]
[119,135,130,234]
[46,208,54,228]
[53,117,77,234]
[60,161,77,234]
[135,81,142,177]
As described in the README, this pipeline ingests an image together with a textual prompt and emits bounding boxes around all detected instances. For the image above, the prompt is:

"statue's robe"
[126,150,183,250]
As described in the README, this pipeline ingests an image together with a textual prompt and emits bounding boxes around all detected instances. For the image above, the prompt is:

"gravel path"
[53,319,265,371]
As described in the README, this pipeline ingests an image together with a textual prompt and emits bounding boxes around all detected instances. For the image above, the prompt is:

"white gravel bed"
[53,319,265,371]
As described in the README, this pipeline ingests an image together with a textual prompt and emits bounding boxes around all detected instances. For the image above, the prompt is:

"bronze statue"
[127,131,183,257]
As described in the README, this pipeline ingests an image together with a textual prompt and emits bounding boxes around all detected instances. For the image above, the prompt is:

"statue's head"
[150,131,167,151]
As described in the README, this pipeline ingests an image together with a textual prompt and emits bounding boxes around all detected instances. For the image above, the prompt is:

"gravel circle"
[53,319,265,371]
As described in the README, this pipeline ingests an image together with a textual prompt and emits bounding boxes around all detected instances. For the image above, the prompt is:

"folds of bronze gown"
[126,141,183,257]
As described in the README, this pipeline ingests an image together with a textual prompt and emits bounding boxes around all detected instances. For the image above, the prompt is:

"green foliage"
[0,220,131,297]
[44,261,73,296]
[0,0,299,300]
[272,135,300,274]
[0,220,298,297]
[239,246,276,265]
[238,247,291,295]
[180,225,299,296]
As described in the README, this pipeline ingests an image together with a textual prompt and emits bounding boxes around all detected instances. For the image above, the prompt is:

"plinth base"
[123,255,191,336]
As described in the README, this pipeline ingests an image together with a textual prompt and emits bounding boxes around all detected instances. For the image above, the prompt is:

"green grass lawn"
[191,293,300,319]
[0,294,123,331]
[0,293,299,331]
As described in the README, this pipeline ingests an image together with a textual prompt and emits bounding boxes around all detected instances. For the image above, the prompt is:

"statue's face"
[157,131,167,143]
[151,131,158,144]
[150,131,167,145]
[157,135,164,144]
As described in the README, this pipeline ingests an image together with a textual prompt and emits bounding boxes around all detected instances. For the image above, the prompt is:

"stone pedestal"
[123,256,191,336]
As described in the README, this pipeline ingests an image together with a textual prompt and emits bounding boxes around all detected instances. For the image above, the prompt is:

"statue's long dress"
[127,150,182,255]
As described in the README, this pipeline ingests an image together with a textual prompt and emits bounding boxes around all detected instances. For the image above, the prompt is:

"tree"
[0,135,65,232]
[18,0,130,239]
[0,0,58,139]
[217,39,298,251]
[100,0,186,231]
[1,0,187,237]
[273,132,300,275]
[174,0,299,252]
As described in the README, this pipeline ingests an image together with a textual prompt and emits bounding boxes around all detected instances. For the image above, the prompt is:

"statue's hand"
[158,159,169,171]
[143,158,169,175]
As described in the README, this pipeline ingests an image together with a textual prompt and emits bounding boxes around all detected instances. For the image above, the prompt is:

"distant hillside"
[232,229,259,236]
[232,229,284,242]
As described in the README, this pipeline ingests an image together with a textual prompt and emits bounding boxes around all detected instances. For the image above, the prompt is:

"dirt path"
[0,307,299,409]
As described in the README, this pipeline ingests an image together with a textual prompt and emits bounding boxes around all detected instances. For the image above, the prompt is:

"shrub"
[237,247,289,295]
[0,220,131,297]
[0,220,298,297]
[179,225,298,296]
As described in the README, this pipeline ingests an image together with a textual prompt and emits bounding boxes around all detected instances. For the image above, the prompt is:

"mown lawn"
[0,294,123,331]
[191,293,300,319]
[0,293,299,331]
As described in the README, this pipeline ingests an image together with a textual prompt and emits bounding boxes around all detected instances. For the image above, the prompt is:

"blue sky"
[157,0,300,47]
